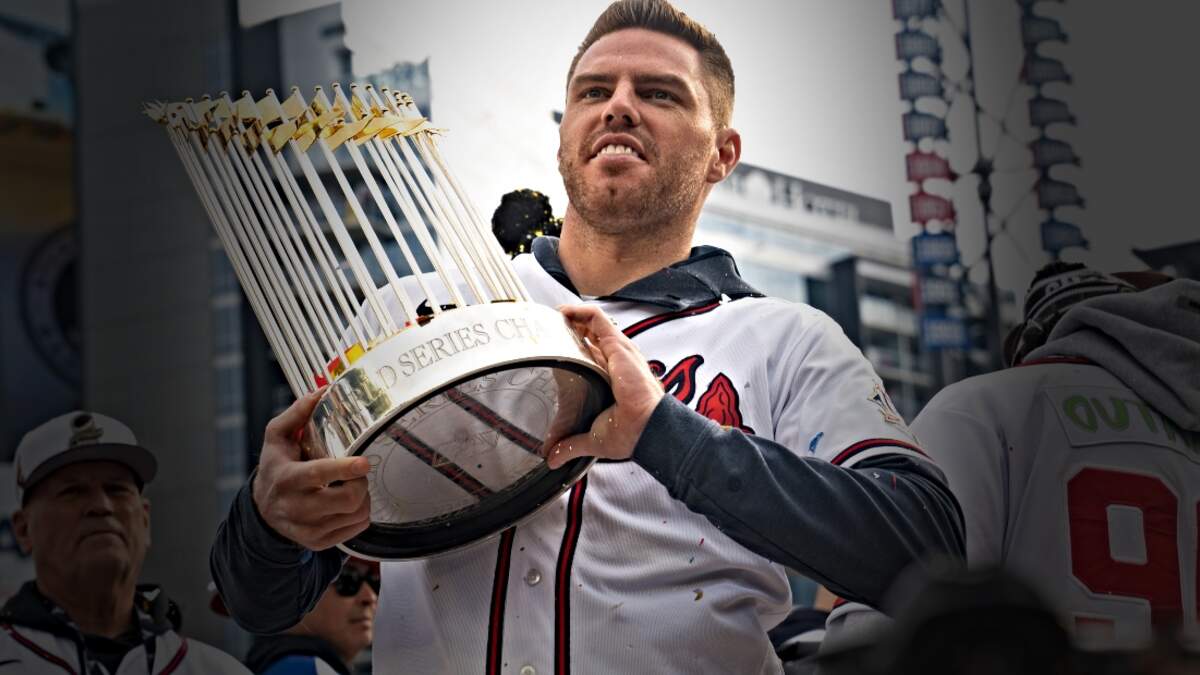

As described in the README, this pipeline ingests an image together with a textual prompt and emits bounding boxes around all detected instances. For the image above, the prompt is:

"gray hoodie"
[1026,279,1200,432]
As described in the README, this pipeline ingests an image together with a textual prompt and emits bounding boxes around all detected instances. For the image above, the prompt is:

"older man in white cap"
[1,411,249,674]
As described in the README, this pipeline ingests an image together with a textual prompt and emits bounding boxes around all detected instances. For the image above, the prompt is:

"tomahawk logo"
[649,355,755,434]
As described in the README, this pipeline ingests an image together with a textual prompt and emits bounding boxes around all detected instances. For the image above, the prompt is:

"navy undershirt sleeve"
[209,471,347,634]
[632,395,965,608]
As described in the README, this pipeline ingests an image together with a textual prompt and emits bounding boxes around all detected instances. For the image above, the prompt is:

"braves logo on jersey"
[649,355,755,434]
[869,382,904,428]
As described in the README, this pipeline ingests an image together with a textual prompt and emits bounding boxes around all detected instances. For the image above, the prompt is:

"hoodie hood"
[1025,279,1200,431]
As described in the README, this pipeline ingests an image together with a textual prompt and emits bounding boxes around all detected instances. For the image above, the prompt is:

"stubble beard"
[559,144,710,238]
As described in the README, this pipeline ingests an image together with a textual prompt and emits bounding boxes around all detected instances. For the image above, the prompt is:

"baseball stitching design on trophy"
[144,84,612,560]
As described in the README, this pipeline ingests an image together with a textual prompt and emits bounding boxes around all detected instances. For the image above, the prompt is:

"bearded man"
[212,2,965,673]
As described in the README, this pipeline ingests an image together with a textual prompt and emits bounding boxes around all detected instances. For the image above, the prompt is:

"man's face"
[302,564,378,662]
[13,461,150,587]
[558,28,734,234]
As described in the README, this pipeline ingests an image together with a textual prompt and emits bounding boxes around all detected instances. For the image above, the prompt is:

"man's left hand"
[546,304,664,469]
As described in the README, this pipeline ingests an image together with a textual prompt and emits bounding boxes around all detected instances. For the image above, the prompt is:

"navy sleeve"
[632,395,965,608]
[209,470,346,634]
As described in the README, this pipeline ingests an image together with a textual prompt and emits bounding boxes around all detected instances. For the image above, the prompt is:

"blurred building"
[0,6,80,464]
[1134,240,1200,280]
[0,0,78,611]
[74,0,237,654]
[698,162,1016,420]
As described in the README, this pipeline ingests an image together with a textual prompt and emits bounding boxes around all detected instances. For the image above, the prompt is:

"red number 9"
[1067,467,1196,628]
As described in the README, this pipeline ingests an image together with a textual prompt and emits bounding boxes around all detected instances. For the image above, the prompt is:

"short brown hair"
[566,0,735,128]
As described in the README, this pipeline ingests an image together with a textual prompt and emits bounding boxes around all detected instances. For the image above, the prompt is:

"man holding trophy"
[204,1,965,672]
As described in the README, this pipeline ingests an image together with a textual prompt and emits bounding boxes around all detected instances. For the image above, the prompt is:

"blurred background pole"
[962,0,1005,372]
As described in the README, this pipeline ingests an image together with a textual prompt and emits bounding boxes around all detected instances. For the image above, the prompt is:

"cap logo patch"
[69,414,104,447]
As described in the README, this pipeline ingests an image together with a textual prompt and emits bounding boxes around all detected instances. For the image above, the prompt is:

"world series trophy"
[145,84,612,559]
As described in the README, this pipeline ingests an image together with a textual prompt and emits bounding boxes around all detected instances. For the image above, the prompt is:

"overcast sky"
[4,0,1194,295]
[337,0,1199,297]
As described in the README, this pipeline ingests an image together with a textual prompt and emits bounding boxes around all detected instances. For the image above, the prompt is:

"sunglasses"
[333,567,381,597]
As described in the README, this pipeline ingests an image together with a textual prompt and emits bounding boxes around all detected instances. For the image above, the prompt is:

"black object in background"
[491,189,562,256]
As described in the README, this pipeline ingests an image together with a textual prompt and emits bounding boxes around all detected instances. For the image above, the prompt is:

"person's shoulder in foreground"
[3,410,249,674]
[910,265,1200,650]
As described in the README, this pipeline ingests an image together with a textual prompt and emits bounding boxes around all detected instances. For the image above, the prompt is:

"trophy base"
[302,302,613,560]
[341,360,607,560]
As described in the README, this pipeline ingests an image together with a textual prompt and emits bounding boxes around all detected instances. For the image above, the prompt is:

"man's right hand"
[252,388,372,550]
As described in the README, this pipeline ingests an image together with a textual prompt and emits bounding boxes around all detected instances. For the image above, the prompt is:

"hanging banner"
[910,191,957,225]
[892,0,941,21]
[902,111,948,141]
[917,273,961,306]
[1023,55,1072,86]
[1021,15,1069,45]
[1030,138,1081,169]
[905,150,957,183]
[1040,218,1089,254]
[895,29,941,63]
[921,315,969,350]
[911,231,960,267]
[1036,178,1085,209]
[898,71,944,101]
[1029,96,1076,127]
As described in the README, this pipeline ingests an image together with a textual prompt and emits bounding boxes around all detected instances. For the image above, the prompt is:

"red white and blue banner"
[1021,0,1086,257]
[894,1,964,351]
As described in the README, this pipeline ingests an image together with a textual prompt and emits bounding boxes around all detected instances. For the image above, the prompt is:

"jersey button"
[524,568,542,586]
[519,666,537,675]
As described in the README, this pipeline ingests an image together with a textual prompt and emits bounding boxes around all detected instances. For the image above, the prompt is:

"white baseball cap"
[14,411,158,506]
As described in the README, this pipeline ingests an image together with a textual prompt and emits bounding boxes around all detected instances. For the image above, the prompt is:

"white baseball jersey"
[370,246,930,675]
[212,240,961,675]
[912,358,1200,650]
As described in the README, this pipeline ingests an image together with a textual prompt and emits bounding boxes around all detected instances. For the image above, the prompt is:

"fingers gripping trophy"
[145,84,612,560]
